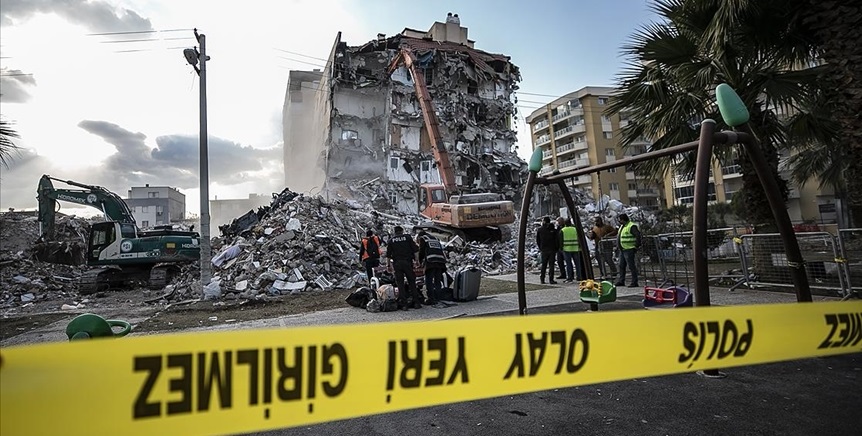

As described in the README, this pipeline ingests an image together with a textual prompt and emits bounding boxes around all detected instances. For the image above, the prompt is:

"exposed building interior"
[283,13,526,214]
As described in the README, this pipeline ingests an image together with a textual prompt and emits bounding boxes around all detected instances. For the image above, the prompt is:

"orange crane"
[387,47,515,241]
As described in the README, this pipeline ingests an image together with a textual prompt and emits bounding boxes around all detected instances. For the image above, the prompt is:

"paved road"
[252,297,862,436]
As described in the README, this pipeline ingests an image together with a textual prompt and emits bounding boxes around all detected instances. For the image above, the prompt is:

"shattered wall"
[285,22,527,213]
[282,33,341,195]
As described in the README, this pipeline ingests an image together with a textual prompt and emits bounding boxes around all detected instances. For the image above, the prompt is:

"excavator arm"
[387,48,459,196]
[37,174,138,240]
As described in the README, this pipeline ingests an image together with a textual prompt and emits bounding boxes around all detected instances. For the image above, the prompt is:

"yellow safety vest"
[619,222,637,250]
[561,226,580,252]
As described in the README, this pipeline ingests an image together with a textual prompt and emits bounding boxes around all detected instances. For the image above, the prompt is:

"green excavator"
[37,174,200,294]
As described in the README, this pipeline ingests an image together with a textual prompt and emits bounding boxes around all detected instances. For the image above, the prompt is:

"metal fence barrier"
[733,232,846,296]
[837,228,862,298]
[639,227,747,288]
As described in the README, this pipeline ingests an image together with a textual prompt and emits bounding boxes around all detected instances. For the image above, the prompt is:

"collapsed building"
[283,13,526,214]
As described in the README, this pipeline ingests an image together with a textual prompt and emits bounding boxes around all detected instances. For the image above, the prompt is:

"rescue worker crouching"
[417,230,447,304]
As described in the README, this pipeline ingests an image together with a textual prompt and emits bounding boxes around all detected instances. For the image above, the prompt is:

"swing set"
[515,84,814,315]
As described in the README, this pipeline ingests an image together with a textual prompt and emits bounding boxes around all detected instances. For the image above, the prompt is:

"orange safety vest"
[361,235,381,260]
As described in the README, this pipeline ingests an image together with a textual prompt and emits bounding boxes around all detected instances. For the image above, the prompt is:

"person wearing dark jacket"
[536,217,559,284]
[386,225,423,309]
[359,230,382,283]
[417,231,447,303]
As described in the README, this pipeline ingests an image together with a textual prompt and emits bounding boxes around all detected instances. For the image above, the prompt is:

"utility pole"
[184,29,212,290]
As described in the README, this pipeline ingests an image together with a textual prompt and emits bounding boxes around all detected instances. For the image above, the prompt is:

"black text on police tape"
[386,337,468,390]
[678,320,753,367]
[504,330,589,379]
[133,345,348,419]
[818,312,862,349]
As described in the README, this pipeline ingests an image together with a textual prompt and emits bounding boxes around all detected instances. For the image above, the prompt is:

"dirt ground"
[0,277,549,342]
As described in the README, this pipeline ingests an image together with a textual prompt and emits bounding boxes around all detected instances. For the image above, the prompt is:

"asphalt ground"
[250,294,862,436]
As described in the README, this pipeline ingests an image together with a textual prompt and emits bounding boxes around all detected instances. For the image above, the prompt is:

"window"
[156,206,163,213]
[601,115,611,123]
[605,148,615,157]
[431,188,446,203]
[609,183,620,191]
[421,160,431,172]
[390,156,399,169]
[387,192,398,205]
[628,182,638,190]
[120,224,137,239]
[148,191,159,198]
[341,129,358,140]
[597,97,609,105]
[603,131,613,139]
[142,206,148,213]
[142,220,149,228]
[608,167,616,173]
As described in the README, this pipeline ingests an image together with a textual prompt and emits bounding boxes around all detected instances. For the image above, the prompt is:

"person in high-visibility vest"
[559,218,585,282]
[615,213,643,287]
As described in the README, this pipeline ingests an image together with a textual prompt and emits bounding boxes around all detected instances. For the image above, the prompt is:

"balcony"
[542,150,553,160]
[558,157,590,170]
[555,142,575,157]
[573,139,589,152]
[721,164,742,178]
[627,190,638,198]
[540,166,554,176]
[572,175,592,185]
[636,188,660,196]
[625,171,636,180]
[536,134,551,146]
[534,120,549,132]
[553,123,586,141]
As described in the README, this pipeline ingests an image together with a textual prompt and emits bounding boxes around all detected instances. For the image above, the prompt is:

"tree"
[796,0,862,226]
[608,0,830,230]
[0,117,21,169]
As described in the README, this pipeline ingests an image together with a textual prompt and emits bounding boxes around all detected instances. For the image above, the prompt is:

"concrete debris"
[0,184,661,311]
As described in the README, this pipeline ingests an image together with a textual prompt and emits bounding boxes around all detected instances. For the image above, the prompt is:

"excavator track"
[78,267,118,295]
[148,265,171,290]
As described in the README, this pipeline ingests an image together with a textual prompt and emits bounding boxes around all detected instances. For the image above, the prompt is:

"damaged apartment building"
[283,13,526,214]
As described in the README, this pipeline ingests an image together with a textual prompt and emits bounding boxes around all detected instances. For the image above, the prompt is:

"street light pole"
[185,29,212,290]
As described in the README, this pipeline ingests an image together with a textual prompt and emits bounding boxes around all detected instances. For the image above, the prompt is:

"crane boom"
[37,174,138,240]
[387,48,458,196]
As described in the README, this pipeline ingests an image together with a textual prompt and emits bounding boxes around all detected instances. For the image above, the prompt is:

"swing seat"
[580,280,617,304]
[643,286,692,308]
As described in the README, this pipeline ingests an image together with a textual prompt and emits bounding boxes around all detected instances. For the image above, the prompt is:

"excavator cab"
[419,184,448,214]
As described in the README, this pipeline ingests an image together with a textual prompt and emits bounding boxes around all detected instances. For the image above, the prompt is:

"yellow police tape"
[1,301,861,435]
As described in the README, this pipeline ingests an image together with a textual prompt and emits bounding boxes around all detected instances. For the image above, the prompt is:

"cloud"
[0,120,284,212]
[0,0,152,32]
[0,69,37,103]
[77,119,282,188]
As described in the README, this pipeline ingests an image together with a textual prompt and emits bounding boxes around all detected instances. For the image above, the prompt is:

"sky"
[0,0,658,217]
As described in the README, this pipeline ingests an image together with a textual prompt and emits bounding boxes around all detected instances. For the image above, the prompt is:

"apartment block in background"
[525,87,663,214]
[125,184,186,229]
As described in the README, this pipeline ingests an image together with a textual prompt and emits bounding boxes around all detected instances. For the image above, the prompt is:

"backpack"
[363,236,381,260]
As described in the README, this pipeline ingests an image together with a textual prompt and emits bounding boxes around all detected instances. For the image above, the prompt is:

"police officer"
[385,226,423,309]
[417,231,447,303]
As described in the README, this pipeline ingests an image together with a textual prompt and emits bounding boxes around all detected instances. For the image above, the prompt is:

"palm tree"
[0,117,21,169]
[795,0,862,225]
[608,0,830,230]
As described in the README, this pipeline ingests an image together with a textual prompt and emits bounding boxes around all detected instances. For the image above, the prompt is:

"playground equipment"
[65,313,131,341]
[579,279,617,311]
[516,84,813,315]
[643,281,693,309]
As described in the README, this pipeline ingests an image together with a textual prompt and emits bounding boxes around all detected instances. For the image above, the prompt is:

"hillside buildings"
[283,13,526,214]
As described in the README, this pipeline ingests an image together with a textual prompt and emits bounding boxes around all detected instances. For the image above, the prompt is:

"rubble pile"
[0,212,90,309]
[162,188,524,303]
